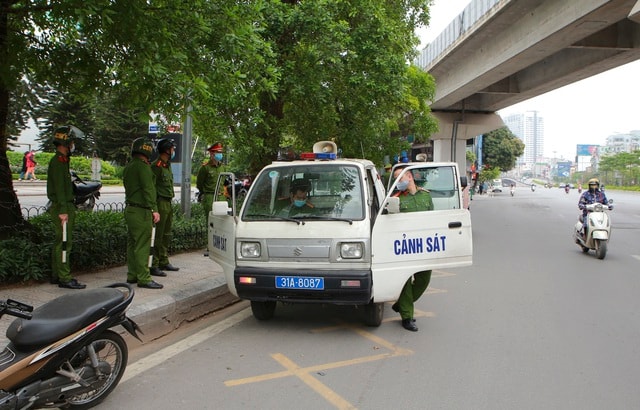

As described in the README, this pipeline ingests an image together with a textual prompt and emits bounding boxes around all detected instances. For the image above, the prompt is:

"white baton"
[148,224,156,268]
[61,220,68,263]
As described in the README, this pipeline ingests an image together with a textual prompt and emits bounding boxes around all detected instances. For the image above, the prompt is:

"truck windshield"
[242,164,365,221]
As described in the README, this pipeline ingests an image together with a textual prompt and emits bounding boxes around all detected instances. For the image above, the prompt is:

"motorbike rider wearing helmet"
[123,138,163,289]
[578,178,610,235]
[47,126,86,289]
[150,138,180,276]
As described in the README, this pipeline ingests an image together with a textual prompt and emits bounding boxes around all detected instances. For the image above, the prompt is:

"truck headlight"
[240,242,261,258]
[340,242,363,259]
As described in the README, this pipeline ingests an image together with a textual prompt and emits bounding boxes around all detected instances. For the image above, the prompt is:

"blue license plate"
[275,276,324,290]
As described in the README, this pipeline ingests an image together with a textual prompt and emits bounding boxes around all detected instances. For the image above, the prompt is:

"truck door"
[208,172,239,295]
[371,164,473,302]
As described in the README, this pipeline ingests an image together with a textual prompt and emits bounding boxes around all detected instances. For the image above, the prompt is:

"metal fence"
[20,200,208,256]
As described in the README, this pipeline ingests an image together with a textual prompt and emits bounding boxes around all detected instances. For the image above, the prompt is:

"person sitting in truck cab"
[275,180,315,217]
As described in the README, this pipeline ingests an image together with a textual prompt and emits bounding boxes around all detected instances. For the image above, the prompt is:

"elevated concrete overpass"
[415,0,640,166]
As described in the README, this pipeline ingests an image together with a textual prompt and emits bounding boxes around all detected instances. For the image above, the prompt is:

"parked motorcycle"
[0,283,142,409]
[573,200,613,259]
[72,171,102,211]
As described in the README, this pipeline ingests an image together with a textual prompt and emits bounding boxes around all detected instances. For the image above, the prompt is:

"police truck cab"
[208,142,473,326]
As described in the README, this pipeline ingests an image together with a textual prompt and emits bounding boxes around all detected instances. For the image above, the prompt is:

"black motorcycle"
[0,283,142,409]
[71,171,102,211]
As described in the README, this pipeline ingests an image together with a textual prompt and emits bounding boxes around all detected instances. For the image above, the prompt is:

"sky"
[417,0,640,160]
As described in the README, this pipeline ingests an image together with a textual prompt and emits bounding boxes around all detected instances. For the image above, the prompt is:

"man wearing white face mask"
[197,142,226,256]
[390,166,433,331]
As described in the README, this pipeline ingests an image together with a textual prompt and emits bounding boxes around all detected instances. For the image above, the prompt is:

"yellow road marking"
[224,270,456,408]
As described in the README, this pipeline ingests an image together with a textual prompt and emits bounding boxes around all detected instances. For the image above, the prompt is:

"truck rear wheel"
[251,301,276,320]
[363,301,384,327]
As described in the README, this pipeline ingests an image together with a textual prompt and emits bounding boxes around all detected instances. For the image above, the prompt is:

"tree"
[482,127,525,172]
[0,0,274,235]
[233,0,434,173]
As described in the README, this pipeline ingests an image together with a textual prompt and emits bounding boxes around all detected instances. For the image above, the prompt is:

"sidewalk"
[0,250,237,343]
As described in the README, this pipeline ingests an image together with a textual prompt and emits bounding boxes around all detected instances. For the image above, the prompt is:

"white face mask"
[69,143,76,153]
[396,180,409,191]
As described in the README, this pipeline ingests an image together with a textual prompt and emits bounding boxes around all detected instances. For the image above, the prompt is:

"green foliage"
[232,0,435,173]
[477,167,501,183]
[598,150,640,186]
[0,206,206,284]
[7,151,116,179]
[482,127,525,172]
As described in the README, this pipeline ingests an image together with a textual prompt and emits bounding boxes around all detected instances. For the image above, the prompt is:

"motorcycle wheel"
[595,240,607,260]
[66,330,128,409]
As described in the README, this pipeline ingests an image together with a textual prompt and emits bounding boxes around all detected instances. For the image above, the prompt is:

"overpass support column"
[432,138,469,170]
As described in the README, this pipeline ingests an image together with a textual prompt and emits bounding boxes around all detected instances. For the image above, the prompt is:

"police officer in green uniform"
[390,166,434,331]
[150,138,179,275]
[196,142,226,216]
[196,142,225,256]
[47,126,86,289]
[123,138,163,289]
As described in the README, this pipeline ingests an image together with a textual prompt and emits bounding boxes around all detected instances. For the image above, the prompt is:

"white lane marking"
[122,309,252,382]
[632,255,640,262]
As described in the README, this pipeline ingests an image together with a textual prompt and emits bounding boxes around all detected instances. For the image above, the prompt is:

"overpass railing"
[415,0,503,70]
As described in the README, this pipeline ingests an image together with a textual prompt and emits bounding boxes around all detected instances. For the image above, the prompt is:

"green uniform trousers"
[396,270,432,320]
[125,206,153,285]
[152,198,173,268]
[202,193,214,221]
[50,204,76,282]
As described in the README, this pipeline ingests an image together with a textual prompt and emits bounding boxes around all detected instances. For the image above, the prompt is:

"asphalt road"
[90,186,640,410]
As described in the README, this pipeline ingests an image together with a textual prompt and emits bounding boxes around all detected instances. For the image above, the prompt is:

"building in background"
[502,111,544,176]
[600,131,640,155]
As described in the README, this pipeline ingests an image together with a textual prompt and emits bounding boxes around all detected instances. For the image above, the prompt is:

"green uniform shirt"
[46,152,74,214]
[123,157,157,211]
[396,189,434,212]
[196,160,224,193]
[152,158,175,199]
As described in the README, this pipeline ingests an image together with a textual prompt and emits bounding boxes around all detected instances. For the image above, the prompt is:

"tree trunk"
[0,4,28,238]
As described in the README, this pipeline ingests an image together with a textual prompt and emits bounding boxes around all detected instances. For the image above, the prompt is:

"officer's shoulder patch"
[57,155,69,163]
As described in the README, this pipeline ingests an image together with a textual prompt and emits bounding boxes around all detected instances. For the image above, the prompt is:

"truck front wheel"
[363,301,384,327]
[251,301,276,320]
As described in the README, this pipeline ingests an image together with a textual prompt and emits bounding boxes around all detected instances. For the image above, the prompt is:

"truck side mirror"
[460,176,468,188]
[212,201,231,216]
[384,196,400,214]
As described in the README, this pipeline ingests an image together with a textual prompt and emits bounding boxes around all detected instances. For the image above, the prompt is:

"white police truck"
[208,142,472,326]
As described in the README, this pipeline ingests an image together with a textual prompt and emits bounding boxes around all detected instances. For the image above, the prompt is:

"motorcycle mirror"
[608,199,613,204]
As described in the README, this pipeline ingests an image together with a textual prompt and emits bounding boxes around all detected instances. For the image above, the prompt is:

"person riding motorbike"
[577,178,610,236]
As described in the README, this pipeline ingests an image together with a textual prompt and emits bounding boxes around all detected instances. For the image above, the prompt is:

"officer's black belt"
[126,203,152,210]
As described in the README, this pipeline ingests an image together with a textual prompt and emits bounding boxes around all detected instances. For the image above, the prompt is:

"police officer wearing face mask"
[390,166,434,331]
[150,138,179,276]
[197,142,226,218]
[47,126,86,289]
[197,142,226,256]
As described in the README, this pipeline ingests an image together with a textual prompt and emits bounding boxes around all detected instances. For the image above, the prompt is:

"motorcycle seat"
[73,181,102,196]
[6,288,124,351]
